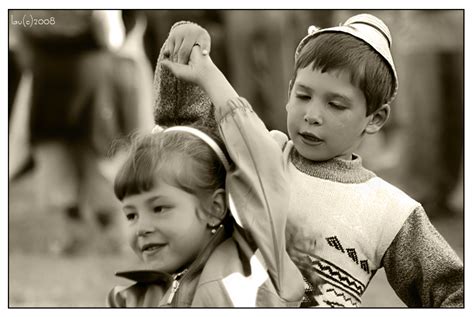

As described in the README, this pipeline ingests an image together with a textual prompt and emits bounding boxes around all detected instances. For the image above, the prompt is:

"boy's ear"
[287,80,294,101]
[285,80,293,112]
[365,104,390,134]
[207,188,227,226]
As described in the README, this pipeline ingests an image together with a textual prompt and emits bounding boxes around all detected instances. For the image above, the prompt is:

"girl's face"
[122,179,213,274]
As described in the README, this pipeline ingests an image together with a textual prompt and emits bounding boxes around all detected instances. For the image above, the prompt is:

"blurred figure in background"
[9,10,153,255]
[393,10,463,218]
[119,10,154,134]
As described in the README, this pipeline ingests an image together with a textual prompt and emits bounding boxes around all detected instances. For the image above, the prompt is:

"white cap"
[295,13,398,104]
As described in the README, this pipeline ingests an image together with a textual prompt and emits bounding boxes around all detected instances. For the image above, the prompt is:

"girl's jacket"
[107,99,305,307]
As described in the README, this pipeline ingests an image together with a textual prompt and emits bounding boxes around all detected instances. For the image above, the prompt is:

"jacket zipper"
[167,269,188,305]
[168,225,225,306]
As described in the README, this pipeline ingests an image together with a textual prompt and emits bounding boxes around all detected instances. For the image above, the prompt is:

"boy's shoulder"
[269,130,289,150]
[363,170,421,210]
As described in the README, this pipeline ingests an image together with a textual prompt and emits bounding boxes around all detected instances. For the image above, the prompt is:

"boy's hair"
[290,32,395,115]
[114,125,228,208]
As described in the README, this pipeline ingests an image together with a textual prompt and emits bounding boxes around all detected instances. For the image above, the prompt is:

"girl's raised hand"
[164,22,211,64]
[161,45,214,86]
[161,44,238,110]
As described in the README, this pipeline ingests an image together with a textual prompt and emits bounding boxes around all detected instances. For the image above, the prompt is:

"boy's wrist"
[200,63,239,108]
[199,61,222,91]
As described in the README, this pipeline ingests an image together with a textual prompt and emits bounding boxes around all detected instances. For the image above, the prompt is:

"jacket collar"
[115,225,228,284]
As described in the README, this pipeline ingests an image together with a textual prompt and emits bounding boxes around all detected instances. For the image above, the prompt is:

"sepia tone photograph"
[7,8,464,308]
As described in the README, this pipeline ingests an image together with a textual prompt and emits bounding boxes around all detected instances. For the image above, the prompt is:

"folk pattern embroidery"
[325,287,358,306]
[326,236,345,253]
[346,248,359,264]
[325,236,371,274]
[310,256,366,298]
[360,260,370,274]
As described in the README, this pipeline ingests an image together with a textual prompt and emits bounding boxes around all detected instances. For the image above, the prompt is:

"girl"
[107,122,305,306]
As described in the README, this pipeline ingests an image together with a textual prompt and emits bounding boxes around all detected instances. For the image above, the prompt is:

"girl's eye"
[125,213,137,222]
[153,206,165,213]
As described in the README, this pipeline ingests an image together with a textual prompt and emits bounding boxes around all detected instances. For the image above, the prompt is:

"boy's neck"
[290,148,375,184]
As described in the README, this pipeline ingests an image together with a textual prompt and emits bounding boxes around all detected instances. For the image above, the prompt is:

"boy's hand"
[161,45,214,87]
[165,22,211,64]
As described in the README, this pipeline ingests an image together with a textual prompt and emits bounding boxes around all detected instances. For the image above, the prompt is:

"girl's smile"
[122,178,213,273]
[140,242,167,258]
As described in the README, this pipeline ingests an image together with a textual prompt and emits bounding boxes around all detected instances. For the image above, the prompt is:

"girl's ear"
[365,104,391,134]
[207,188,226,226]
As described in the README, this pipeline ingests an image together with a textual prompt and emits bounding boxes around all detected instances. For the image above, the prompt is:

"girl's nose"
[136,217,156,237]
[136,227,155,237]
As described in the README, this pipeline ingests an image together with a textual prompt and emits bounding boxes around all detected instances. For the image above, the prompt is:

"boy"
[162,13,463,307]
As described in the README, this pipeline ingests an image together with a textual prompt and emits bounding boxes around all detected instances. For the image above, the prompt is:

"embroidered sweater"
[227,97,463,307]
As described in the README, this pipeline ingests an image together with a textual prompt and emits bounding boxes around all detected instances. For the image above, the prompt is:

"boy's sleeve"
[217,97,305,303]
[382,206,463,307]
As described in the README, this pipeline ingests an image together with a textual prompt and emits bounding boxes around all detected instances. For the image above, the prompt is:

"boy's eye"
[329,101,346,110]
[296,93,311,100]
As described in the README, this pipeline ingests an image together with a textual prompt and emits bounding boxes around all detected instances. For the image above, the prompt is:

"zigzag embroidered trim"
[309,256,366,299]
[325,287,359,306]
[325,236,371,274]
[323,300,349,307]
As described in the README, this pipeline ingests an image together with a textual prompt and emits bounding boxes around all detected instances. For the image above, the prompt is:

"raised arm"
[161,47,304,302]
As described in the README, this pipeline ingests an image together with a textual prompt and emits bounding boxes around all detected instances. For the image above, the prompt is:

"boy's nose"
[303,102,323,125]
[304,111,323,125]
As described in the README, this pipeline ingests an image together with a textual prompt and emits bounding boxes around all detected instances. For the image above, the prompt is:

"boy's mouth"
[299,131,323,144]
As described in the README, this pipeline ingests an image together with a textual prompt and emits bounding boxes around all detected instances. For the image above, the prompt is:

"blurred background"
[8,9,463,307]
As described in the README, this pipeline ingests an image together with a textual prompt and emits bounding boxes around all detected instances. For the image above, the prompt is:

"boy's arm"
[162,47,305,302]
[219,97,304,303]
[203,56,305,303]
[382,206,463,307]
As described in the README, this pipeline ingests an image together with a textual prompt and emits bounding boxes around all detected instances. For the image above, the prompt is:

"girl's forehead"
[122,176,189,204]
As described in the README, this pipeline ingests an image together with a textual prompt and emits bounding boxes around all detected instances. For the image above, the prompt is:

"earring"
[209,224,223,235]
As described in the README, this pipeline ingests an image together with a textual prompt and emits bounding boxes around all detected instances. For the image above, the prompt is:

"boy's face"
[122,178,212,274]
[286,66,371,161]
